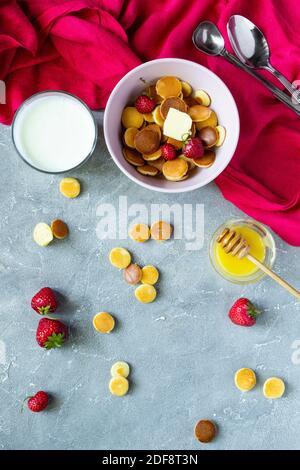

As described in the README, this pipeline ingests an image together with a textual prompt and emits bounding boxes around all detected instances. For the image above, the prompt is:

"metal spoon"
[227,15,298,99]
[192,21,300,115]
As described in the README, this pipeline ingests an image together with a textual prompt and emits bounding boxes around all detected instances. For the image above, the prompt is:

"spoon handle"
[265,64,299,101]
[247,254,300,300]
[221,50,300,115]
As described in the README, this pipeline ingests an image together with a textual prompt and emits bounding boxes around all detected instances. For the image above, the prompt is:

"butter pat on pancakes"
[163,108,192,141]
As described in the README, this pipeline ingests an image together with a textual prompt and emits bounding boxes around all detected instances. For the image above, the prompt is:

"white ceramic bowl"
[104,58,239,193]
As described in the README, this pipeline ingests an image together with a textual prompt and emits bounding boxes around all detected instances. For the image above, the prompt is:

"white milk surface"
[13,93,96,172]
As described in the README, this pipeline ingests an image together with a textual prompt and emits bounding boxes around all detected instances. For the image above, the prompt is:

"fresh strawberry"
[27,391,49,412]
[161,143,177,160]
[183,137,204,159]
[228,298,260,327]
[31,287,58,315]
[135,95,156,114]
[36,317,68,349]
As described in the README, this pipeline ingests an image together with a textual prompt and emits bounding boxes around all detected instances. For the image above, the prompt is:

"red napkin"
[1,0,300,245]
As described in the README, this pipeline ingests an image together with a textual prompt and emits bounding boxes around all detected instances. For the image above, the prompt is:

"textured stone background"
[1,113,300,450]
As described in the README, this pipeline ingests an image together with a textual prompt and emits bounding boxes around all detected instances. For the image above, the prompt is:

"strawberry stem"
[181,131,192,143]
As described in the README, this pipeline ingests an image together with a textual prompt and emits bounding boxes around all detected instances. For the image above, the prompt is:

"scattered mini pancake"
[93,312,115,334]
[121,106,144,128]
[33,223,53,247]
[143,112,155,123]
[166,137,184,150]
[263,377,285,399]
[152,106,165,127]
[123,263,142,285]
[193,150,216,168]
[143,148,162,161]
[160,97,188,119]
[51,219,69,239]
[195,110,218,130]
[194,420,217,443]
[150,221,173,241]
[135,284,157,303]
[147,84,163,104]
[134,128,160,155]
[234,368,256,392]
[215,125,226,147]
[137,165,159,176]
[181,81,192,97]
[156,76,182,99]
[198,126,218,148]
[129,223,150,242]
[188,105,212,122]
[146,123,162,141]
[141,265,159,285]
[162,158,188,181]
[193,89,211,106]
[109,247,131,269]
[149,157,165,172]
[59,177,81,198]
[123,147,144,167]
[111,361,130,378]
[109,376,129,396]
[124,127,139,148]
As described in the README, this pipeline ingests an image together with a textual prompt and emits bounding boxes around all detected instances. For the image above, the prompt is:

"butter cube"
[163,108,192,141]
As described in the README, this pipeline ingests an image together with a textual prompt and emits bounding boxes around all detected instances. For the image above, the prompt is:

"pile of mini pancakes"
[121,76,226,182]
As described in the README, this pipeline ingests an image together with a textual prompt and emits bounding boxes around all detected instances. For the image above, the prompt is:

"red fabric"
[1,0,300,245]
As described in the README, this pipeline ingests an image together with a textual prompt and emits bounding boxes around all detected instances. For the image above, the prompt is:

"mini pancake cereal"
[162,158,189,181]
[156,76,182,99]
[109,376,129,397]
[137,165,159,176]
[150,220,173,241]
[59,177,81,198]
[194,420,217,443]
[135,284,157,303]
[120,76,226,182]
[263,377,285,399]
[51,219,69,239]
[141,265,159,285]
[111,361,130,378]
[234,368,256,392]
[109,247,131,269]
[193,150,216,168]
[129,223,150,242]
[93,312,115,334]
[121,106,144,128]
[124,127,138,148]
[123,148,144,167]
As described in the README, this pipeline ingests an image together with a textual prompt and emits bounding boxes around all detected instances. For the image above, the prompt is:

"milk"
[13,92,96,172]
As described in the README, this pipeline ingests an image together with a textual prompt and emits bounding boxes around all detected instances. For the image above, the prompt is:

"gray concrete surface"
[0,113,300,450]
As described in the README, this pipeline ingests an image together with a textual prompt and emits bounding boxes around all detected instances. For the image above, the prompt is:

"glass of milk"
[12,91,97,173]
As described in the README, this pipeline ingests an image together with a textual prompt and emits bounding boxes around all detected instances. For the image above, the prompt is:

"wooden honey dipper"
[217,228,300,300]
